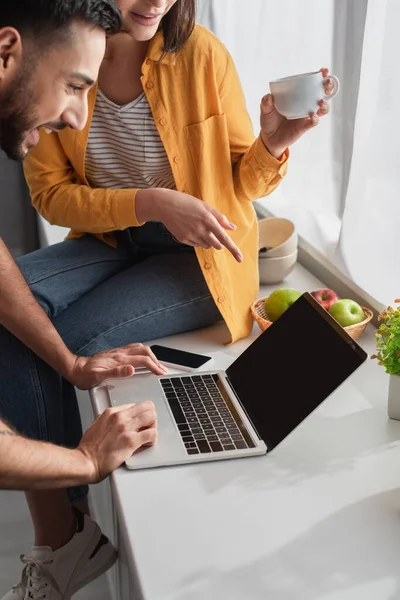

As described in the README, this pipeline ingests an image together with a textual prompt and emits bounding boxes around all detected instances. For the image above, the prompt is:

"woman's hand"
[260,68,335,159]
[136,188,243,263]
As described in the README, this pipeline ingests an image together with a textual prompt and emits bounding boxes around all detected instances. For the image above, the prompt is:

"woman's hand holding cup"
[261,68,340,159]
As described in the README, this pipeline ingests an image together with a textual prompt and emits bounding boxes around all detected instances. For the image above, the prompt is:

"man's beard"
[0,66,39,161]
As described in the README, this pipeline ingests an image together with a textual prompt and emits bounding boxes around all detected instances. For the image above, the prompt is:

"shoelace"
[12,555,54,600]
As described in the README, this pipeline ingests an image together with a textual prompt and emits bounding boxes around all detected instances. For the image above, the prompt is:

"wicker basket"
[251,296,374,341]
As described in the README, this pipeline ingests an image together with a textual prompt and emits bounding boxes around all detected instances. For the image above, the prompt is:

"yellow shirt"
[24,25,288,343]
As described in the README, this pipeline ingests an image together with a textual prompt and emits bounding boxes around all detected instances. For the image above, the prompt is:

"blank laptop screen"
[226,293,368,451]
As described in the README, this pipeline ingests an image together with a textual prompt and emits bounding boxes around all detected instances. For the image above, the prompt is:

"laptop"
[90,292,368,469]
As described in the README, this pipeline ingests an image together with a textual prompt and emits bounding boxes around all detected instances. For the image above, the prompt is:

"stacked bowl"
[258,217,298,285]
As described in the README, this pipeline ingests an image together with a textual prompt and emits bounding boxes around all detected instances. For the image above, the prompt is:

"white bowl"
[258,217,298,258]
[258,250,298,285]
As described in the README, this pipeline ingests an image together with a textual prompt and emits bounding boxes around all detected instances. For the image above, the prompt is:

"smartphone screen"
[150,345,212,369]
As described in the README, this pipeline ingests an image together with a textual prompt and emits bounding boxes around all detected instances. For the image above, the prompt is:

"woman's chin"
[122,20,159,42]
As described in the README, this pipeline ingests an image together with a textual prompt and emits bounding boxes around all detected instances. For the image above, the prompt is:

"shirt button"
[174,156,180,164]
[159,118,166,126]
[217,297,225,304]
[146,81,154,90]
[204,263,212,270]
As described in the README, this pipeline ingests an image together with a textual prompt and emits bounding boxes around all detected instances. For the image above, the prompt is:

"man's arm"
[0,239,166,388]
[0,238,77,379]
[0,401,157,490]
[0,421,95,489]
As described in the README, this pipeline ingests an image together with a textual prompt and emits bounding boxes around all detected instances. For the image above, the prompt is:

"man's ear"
[0,27,22,81]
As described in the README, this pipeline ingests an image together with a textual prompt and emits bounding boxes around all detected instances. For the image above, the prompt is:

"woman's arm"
[24,130,244,261]
[23,131,143,233]
[218,51,332,203]
[217,50,289,203]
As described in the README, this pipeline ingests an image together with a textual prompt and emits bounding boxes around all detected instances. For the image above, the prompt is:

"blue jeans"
[0,225,221,501]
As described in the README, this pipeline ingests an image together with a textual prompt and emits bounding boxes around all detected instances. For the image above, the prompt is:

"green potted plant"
[372,299,400,419]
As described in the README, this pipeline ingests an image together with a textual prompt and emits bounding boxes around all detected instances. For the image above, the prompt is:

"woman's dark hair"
[0,0,122,44]
[161,0,196,55]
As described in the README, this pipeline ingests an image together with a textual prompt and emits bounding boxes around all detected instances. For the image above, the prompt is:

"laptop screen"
[226,293,368,451]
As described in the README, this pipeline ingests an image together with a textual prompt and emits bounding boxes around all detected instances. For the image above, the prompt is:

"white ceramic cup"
[269,71,340,120]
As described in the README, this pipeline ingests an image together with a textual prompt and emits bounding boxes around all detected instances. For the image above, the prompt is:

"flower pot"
[388,374,400,420]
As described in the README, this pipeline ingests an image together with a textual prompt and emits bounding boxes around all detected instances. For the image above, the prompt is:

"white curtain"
[197,0,398,306]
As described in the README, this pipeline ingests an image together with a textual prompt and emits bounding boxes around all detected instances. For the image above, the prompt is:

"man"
[0,2,165,598]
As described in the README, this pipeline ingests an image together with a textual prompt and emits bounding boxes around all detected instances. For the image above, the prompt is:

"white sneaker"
[1,510,117,600]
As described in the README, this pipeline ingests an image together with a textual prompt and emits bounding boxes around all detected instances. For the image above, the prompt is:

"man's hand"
[0,402,157,490]
[136,188,244,263]
[261,68,335,159]
[67,343,168,390]
[77,402,157,482]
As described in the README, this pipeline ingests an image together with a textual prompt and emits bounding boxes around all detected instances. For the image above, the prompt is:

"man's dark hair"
[161,0,196,56]
[0,0,121,44]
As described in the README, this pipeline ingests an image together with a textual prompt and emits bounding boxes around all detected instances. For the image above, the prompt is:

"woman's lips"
[129,12,162,26]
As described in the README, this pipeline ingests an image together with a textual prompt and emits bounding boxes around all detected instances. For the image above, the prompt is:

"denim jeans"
[0,224,221,501]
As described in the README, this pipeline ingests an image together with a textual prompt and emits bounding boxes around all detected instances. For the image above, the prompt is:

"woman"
[23,0,333,347]
[2,0,333,594]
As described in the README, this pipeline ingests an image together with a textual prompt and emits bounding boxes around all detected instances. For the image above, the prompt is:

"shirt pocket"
[184,114,233,197]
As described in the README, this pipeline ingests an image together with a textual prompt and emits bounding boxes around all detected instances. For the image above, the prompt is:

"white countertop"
[100,264,400,600]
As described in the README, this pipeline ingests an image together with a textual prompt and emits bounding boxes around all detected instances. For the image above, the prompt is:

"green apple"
[329,299,365,327]
[265,288,302,322]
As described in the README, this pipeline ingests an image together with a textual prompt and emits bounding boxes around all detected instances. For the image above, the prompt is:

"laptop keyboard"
[160,373,256,455]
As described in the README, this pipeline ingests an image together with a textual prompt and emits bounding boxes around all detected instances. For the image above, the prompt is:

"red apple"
[311,288,340,311]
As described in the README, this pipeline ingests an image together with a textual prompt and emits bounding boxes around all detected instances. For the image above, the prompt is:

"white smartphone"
[150,344,213,372]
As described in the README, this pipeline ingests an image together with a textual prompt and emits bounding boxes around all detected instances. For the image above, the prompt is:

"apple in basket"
[310,288,339,311]
[264,288,301,322]
[329,299,365,328]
